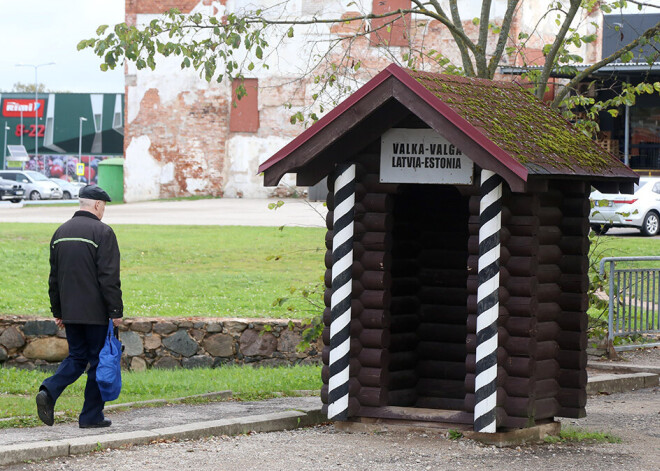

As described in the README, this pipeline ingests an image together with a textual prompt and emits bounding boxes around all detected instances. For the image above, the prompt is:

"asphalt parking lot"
[0,198,328,227]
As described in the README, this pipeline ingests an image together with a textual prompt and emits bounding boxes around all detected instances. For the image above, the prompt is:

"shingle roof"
[409,70,632,177]
[259,63,637,189]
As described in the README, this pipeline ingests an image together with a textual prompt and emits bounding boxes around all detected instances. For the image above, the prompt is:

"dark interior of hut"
[387,184,470,411]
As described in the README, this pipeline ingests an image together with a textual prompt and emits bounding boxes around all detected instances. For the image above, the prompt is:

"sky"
[0,0,125,93]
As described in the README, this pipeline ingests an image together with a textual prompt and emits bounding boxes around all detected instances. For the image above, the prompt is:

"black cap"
[79,185,111,202]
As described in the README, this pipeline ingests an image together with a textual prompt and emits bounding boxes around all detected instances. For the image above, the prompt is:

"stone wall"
[0,316,321,372]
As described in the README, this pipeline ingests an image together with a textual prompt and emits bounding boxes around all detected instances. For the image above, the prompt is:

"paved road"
[0,198,328,227]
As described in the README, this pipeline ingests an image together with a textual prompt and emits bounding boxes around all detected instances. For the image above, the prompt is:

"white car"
[49,178,82,199]
[0,170,63,200]
[589,177,660,236]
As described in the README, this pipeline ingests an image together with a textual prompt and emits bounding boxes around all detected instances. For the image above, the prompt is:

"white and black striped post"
[327,163,356,420]
[474,169,502,433]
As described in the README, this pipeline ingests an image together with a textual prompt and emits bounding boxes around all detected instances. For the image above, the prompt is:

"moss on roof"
[410,70,630,176]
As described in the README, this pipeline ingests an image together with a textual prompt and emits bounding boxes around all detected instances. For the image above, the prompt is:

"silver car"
[0,170,63,200]
[49,178,82,199]
[589,177,660,236]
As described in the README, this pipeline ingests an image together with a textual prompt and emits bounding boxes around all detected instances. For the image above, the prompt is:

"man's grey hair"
[79,198,96,209]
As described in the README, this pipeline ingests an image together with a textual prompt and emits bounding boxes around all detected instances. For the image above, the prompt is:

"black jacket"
[48,211,123,325]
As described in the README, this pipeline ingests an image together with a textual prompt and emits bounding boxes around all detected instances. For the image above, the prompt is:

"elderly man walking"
[36,185,123,428]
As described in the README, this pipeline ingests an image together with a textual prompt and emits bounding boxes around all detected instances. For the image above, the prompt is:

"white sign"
[380,128,474,184]
[76,163,85,176]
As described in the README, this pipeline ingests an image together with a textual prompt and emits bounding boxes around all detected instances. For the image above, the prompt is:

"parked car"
[0,170,63,200]
[49,178,81,199]
[0,177,24,203]
[589,177,660,236]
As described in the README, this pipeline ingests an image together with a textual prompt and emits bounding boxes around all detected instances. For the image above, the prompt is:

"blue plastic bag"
[96,319,122,402]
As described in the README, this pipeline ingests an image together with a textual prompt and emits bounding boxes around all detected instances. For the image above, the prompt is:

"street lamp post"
[79,117,87,183]
[15,62,55,173]
[19,110,23,146]
[3,122,9,170]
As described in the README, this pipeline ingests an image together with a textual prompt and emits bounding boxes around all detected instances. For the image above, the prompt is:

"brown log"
[360,212,393,232]
[506,256,538,276]
[506,296,538,317]
[322,346,329,366]
[559,255,589,275]
[390,313,419,331]
[390,296,421,314]
[358,232,390,252]
[536,321,561,341]
[556,388,587,408]
[360,173,399,194]
[503,376,536,397]
[504,335,537,356]
[417,324,467,343]
[558,292,588,312]
[360,270,391,291]
[535,359,561,380]
[388,351,418,371]
[504,396,559,418]
[534,379,561,399]
[387,388,418,406]
[557,349,587,370]
[325,210,334,231]
[558,369,588,389]
[502,356,534,377]
[358,193,392,213]
[415,397,466,411]
[390,277,421,296]
[558,236,589,256]
[559,217,590,237]
[391,259,420,277]
[358,348,389,368]
[560,196,590,217]
[559,274,588,293]
[506,194,538,215]
[556,406,586,419]
[388,370,419,390]
[358,367,386,388]
[389,333,419,352]
[360,328,390,349]
[359,290,389,309]
[417,341,466,362]
[360,251,389,271]
[538,206,563,226]
[536,265,561,284]
[357,386,385,407]
[504,236,538,257]
[551,180,589,195]
[537,245,563,265]
[321,384,328,403]
[537,302,561,322]
[419,306,467,325]
[506,277,538,297]
[416,378,466,398]
[418,287,467,305]
[416,360,466,380]
[556,311,588,332]
[504,317,537,337]
[360,309,390,329]
[420,269,471,288]
[537,226,562,245]
[536,340,560,360]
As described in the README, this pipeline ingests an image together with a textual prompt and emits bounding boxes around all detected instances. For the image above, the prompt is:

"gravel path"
[5,386,658,471]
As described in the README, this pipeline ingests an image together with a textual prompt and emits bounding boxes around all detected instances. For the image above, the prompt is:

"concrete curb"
[588,361,660,376]
[586,372,659,395]
[0,407,324,467]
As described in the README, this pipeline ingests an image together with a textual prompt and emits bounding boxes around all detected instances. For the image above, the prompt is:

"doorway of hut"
[387,183,470,412]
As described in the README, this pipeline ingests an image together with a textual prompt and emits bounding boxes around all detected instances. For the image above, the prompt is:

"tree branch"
[536,0,582,100]
[476,0,493,76]
[552,20,660,107]
[487,0,520,78]
[447,0,476,76]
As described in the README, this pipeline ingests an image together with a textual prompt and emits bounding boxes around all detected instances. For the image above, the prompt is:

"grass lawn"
[0,224,325,319]
[0,364,322,428]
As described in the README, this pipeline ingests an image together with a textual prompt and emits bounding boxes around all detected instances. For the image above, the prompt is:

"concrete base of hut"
[336,418,560,447]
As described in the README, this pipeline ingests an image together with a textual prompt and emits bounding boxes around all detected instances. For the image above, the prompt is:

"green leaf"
[96,25,109,35]
[472,17,479,26]
[255,46,263,59]
[287,26,294,38]
[100,63,108,72]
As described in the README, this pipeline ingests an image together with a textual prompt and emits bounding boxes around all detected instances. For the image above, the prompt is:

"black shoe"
[79,419,112,429]
[36,389,55,426]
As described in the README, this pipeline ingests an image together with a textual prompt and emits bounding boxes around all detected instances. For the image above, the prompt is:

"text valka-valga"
[390,142,463,169]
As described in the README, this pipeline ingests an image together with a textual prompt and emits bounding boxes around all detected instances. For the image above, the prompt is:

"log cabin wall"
[388,185,470,411]
[321,142,397,418]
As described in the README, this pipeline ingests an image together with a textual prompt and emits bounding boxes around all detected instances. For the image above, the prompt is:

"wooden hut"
[258,64,637,432]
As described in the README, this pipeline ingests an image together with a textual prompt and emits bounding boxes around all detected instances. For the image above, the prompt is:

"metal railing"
[599,256,660,352]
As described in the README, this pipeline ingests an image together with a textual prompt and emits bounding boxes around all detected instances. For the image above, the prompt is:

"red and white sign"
[2,99,45,118]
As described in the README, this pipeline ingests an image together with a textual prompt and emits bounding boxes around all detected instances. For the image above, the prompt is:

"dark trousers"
[41,323,107,426]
